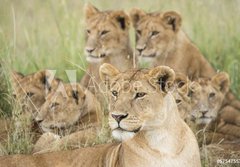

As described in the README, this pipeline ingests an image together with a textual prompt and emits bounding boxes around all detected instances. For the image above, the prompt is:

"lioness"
[11,70,60,118]
[35,83,102,134]
[186,72,240,144]
[0,64,201,167]
[81,4,134,93]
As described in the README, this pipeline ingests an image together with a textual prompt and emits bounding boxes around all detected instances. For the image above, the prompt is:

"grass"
[0,0,239,165]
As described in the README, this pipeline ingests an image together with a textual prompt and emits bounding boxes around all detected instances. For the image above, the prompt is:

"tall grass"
[0,0,239,162]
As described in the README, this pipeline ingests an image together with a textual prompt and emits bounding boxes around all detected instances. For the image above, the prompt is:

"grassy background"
[0,0,240,163]
[0,0,240,87]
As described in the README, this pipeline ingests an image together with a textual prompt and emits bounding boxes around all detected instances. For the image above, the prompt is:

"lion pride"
[0,64,201,167]
[130,8,240,122]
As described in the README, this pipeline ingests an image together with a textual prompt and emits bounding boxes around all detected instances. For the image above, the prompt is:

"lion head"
[84,4,131,63]
[189,72,230,125]
[11,70,60,117]
[99,63,176,141]
[36,83,101,133]
[130,8,181,63]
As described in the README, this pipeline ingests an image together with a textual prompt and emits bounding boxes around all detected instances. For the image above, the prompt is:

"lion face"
[36,83,87,132]
[130,9,181,63]
[189,72,230,125]
[100,63,175,141]
[84,4,130,63]
[11,70,60,118]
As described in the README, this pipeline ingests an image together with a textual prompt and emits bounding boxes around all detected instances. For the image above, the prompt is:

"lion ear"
[148,66,175,93]
[11,71,24,85]
[110,10,130,30]
[99,63,120,86]
[162,11,182,32]
[129,8,146,28]
[33,70,54,91]
[84,3,99,20]
[211,72,230,94]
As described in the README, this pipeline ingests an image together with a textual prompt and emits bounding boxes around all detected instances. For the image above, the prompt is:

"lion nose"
[86,47,95,53]
[200,110,208,115]
[112,113,128,123]
[136,45,146,54]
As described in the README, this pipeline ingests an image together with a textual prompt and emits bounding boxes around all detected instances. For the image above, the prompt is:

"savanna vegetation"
[0,0,239,166]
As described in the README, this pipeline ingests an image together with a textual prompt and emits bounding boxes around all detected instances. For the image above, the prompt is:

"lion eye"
[87,29,91,35]
[135,92,146,99]
[151,31,159,37]
[136,30,141,36]
[112,90,118,97]
[209,92,216,98]
[188,90,194,97]
[50,102,59,108]
[26,92,34,97]
[100,30,109,36]
[175,99,182,104]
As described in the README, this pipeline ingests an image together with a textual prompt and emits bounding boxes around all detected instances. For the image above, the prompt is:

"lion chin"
[112,129,136,141]
[196,117,213,125]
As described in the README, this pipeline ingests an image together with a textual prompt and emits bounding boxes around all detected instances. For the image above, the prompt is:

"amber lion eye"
[112,90,118,97]
[50,102,59,108]
[209,92,216,98]
[101,30,109,36]
[136,30,141,36]
[151,31,159,37]
[175,99,182,104]
[26,92,34,97]
[87,29,91,34]
[135,92,146,99]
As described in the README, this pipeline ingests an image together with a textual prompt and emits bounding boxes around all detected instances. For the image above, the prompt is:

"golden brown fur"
[81,4,134,93]
[130,9,215,79]
[35,83,102,134]
[186,73,240,145]
[172,73,191,120]
[129,8,240,125]
[0,64,201,167]
[11,70,61,119]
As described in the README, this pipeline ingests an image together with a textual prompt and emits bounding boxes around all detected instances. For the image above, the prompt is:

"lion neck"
[123,94,187,158]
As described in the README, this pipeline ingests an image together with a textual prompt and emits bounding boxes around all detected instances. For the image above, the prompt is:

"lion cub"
[81,4,134,93]
[0,64,201,167]
[186,72,240,144]
[11,70,60,119]
[130,8,215,79]
[35,83,102,134]
[33,83,102,153]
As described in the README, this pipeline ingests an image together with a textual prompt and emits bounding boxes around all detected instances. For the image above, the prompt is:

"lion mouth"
[115,126,141,133]
[88,54,106,59]
[141,53,156,58]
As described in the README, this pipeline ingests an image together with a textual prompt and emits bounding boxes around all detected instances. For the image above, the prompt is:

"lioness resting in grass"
[130,8,240,113]
[0,64,201,167]
[33,83,102,153]
[186,72,240,144]
[11,70,61,119]
[35,83,102,134]
[81,4,134,93]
